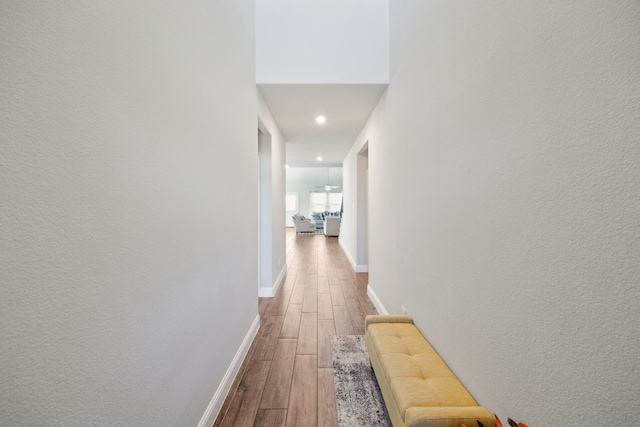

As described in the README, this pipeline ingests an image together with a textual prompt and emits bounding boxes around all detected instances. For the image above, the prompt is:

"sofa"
[365,315,495,427]
[311,211,340,232]
[323,216,340,236]
[291,213,316,233]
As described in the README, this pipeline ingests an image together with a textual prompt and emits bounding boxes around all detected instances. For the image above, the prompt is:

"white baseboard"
[367,285,388,315]
[339,239,368,273]
[258,264,287,298]
[197,314,260,427]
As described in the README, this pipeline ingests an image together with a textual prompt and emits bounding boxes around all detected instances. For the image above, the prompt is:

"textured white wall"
[256,0,389,84]
[341,150,359,266]
[0,1,258,425]
[350,1,640,425]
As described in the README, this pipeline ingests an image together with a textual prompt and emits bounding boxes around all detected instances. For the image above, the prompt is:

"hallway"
[214,228,377,427]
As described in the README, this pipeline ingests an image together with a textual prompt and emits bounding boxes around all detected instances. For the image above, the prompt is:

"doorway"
[258,128,273,295]
[356,143,369,272]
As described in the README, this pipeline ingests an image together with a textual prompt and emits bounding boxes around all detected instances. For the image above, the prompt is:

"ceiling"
[258,84,387,167]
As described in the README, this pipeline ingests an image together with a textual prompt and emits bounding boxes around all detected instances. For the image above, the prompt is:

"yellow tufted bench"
[365,315,495,427]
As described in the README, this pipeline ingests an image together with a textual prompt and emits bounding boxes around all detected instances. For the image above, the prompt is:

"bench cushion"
[368,322,477,419]
[365,315,495,427]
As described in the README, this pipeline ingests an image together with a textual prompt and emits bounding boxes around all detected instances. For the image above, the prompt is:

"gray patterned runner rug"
[330,335,392,427]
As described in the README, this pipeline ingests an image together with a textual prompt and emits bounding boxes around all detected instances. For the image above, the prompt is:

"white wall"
[0,1,258,426]
[342,1,640,425]
[341,153,359,264]
[258,95,287,297]
[256,0,389,84]
[286,167,343,220]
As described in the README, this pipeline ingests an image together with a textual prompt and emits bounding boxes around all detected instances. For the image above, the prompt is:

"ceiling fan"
[315,167,341,192]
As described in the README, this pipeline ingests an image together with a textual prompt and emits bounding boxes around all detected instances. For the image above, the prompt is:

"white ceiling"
[258,84,387,167]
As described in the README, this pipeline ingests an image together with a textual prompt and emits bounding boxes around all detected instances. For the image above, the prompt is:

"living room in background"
[285,166,343,218]
[309,191,343,232]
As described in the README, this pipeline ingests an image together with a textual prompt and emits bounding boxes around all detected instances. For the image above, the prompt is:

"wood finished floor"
[213,228,377,427]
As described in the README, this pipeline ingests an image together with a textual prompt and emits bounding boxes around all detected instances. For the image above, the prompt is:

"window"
[285,193,298,212]
[328,192,342,212]
[309,192,327,213]
[310,191,342,214]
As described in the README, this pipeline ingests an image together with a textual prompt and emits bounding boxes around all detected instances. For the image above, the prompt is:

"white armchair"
[292,214,316,233]
[324,216,340,236]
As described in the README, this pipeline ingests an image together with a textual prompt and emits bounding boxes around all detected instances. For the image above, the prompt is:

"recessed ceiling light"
[317,156,323,161]
[285,164,290,168]
[315,115,326,124]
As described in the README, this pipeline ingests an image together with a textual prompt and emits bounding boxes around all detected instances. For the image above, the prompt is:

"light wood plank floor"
[213,228,377,427]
